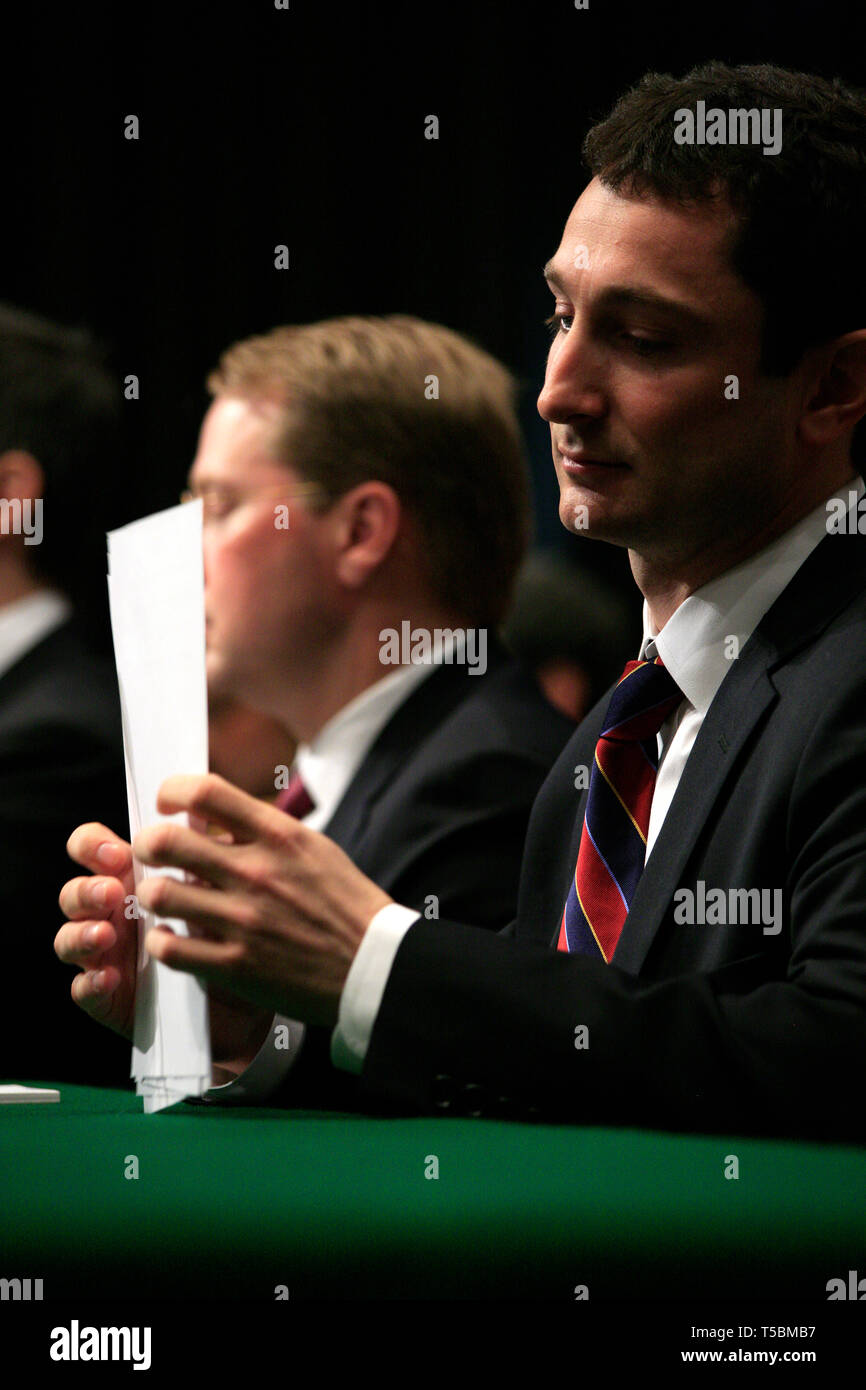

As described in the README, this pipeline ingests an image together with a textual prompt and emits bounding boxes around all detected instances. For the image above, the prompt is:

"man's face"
[188,396,336,711]
[538,177,801,573]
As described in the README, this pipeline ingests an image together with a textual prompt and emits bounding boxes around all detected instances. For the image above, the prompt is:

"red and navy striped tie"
[558,657,682,961]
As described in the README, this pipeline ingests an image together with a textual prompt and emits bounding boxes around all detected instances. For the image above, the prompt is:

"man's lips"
[557,448,628,474]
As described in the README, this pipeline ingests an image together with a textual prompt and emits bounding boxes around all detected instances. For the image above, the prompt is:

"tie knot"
[275,773,315,819]
[601,657,682,744]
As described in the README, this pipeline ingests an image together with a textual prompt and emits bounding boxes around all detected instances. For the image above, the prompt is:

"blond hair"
[207,315,531,625]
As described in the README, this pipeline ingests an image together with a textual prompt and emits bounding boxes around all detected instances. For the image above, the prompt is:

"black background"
[2,0,863,606]
[2,0,866,1332]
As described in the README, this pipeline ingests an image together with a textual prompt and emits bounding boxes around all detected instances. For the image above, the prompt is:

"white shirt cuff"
[331,903,420,1074]
[200,1016,305,1104]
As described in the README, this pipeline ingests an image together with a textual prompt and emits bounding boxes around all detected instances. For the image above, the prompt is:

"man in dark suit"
[54,316,574,1094]
[0,307,131,1084]
[58,63,866,1141]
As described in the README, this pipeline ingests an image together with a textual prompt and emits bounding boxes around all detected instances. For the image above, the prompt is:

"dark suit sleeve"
[358,675,866,1142]
[2,713,131,1085]
[275,734,573,1110]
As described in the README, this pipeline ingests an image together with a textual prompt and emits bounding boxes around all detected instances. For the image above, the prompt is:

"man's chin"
[557,494,630,547]
[205,655,235,703]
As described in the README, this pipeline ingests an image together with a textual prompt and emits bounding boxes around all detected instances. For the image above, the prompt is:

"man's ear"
[0,449,45,500]
[797,331,866,448]
[332,482,402,589]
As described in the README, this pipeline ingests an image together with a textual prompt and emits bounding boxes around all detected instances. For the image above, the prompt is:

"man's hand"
[132,774,393,1027]
[55,825,139,1042]
[55,821,275,1071]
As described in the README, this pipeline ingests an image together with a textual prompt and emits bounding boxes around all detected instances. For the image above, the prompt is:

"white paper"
[107,500,211,1112]
[0,1085,60,1104]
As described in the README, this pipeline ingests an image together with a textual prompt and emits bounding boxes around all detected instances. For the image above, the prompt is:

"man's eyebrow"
[185,475,233,492]
[543,264,709,327]
[598,286,709,325]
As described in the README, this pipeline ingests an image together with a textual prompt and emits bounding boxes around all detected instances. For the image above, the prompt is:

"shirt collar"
[294,663,433,826]
[0,589,72,680]
[641,477,865,715]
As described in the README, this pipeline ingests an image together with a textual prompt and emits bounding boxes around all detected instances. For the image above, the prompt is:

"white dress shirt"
[0,589,71,679]
[295,663,434,832]
[331,477,866,1075]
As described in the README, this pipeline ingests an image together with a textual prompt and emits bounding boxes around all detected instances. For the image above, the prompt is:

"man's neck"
[633,466,861,631]
[0,567,48,610]
[268,602,476,744]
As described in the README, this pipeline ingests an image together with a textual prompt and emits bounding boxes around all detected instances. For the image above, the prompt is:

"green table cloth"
[3,1081,864,1302]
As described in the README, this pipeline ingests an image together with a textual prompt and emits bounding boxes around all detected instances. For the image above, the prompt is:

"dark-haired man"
[59,64,866,1139]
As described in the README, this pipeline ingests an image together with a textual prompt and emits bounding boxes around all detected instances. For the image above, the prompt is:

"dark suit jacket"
[279,642,575,1105]
[323,643,575,925]
[359,527,866,1143]
[1,617,131,1085]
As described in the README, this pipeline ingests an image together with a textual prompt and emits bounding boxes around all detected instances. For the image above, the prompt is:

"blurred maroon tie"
[275,773,315,819]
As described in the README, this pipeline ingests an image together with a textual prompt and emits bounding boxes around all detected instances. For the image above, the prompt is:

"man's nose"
[537,324,606,424]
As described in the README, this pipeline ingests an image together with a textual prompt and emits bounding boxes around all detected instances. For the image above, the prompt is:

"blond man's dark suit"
[273,641,576,1107]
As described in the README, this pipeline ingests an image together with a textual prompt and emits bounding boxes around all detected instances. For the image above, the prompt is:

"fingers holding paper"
[55,823,139,1042]
[133,773,393,1027]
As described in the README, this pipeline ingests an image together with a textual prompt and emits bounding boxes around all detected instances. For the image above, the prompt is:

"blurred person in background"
[502,549,635,721]
[0,305,130,1085]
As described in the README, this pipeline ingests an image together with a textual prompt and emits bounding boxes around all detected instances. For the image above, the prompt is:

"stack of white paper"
[107,500,211,1113]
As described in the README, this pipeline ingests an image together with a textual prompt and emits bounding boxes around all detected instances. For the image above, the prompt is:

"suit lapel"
[0,618,75,703]
[323,643,508,851]
[612,524,866,972]
[612,661,776,971]
[514,703,603,945]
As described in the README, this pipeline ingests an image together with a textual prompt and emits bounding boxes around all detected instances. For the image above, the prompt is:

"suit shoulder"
[0,619,122,749]
[433,656,576,762]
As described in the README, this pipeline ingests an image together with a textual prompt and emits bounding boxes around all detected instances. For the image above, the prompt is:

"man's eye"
[544,314,672,355]
[620,333,672,356]
[199,491,235,518]
[544,313,573,337]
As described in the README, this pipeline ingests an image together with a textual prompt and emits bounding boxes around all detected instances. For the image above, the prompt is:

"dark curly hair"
[0,304,123,630]
[583,62,866,376]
